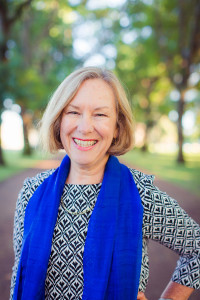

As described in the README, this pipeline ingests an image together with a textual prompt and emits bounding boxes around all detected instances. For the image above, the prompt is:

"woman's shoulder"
[128,167,155,186]
[25,168,55,186]
[21,169,56,198]
[15,169,56,218]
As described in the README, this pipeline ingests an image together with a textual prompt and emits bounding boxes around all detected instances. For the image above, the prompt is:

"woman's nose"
[77,114,94,134]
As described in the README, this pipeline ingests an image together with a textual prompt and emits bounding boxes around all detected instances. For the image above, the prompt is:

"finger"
[137,291,148,300]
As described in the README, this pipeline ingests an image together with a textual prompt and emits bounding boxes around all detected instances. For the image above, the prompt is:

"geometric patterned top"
[10,168,200,299]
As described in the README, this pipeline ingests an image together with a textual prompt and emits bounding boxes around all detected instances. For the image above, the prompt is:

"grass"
[0,150,50,182]
[122,149,200,197]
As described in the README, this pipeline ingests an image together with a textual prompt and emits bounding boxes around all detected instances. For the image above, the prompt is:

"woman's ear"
[114,123,119,139]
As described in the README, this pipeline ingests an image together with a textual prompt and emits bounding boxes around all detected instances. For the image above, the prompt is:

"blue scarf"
[14,155,143,300]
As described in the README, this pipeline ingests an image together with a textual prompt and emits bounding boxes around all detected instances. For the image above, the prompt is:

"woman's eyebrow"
[66,104,79,109]
[94,106,110,111]
[66,104,111,112]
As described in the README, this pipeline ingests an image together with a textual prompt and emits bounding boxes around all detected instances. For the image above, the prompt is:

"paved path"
[0,157,199,299]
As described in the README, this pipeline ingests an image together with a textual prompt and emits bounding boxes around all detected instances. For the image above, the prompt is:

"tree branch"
[178,0,186,55]
[9,0,33,25]
[188,0,200,63]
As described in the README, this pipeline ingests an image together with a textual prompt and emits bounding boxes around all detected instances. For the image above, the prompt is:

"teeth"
[74,138,97,147]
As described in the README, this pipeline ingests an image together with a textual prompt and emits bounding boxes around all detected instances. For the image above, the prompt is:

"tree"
[1,0,80,156]
[0,0,33,163]
[110,0,200,162]
[109,3,172,151]
[149,0,200,162]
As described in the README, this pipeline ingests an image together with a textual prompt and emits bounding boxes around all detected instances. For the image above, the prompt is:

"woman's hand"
[137,291,148,300]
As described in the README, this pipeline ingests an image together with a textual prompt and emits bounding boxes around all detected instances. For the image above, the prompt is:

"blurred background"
[0,0,200,189]
[0,0,200,299]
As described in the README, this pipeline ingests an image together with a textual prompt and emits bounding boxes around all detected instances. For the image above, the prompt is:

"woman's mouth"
[73,138,97,148]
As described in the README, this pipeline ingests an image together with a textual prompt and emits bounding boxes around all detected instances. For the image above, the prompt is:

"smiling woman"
[39,67,134,157]
[59,79,118,183]
[10,67,200,300]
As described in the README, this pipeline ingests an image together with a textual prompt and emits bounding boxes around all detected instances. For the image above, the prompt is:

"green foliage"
[0,0,199,165]
[7,3,79,111]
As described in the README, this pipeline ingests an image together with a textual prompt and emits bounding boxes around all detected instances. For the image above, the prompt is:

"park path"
[0,155,199,300]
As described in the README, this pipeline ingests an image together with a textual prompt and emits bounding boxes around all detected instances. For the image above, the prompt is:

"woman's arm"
[10,170,54,299]
[141,177,200,293]
[160,281,194,300]
[10,180,29,299]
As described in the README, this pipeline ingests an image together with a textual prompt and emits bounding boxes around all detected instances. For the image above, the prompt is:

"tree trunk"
[21,110,32,156]
[177,90,185,163]
[23,121,32,155]
[141,123,149,152]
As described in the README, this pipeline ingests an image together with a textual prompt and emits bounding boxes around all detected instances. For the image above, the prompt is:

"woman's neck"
[66,161,107,185]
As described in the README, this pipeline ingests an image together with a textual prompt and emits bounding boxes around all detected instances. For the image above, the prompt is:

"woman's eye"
[67,111,79,115]
[95,113,107,117]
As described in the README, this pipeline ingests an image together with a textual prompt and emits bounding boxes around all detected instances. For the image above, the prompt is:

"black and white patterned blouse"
[10,168,200,299]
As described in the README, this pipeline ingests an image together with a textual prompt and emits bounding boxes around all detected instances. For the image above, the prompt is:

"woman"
[10,67,200,300]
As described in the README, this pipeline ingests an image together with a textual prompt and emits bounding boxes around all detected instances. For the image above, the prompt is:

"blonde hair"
[39,66,134,156]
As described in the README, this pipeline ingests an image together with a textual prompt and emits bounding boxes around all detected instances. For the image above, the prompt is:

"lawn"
[122,149,200,197]
[0,150,50,181]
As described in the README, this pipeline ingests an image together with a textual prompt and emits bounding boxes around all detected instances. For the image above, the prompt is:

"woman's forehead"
[67,78,117,108]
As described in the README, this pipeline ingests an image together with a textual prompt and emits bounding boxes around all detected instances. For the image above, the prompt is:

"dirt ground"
[0,157,199,299]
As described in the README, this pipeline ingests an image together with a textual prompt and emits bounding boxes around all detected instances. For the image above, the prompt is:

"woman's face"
[60,78,118,171]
